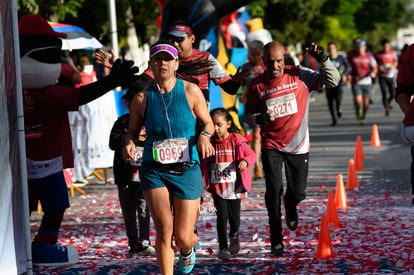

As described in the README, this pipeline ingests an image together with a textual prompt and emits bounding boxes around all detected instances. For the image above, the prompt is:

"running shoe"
[229,235,240,254]
[73,178,88,187]
[32,242,79,266]
[218,248,231,259]
[254,166,264,179]
[356,108,363,120]
[129,244,155,256]
[285,207,298,231]
[388,99,393,109]
[194,240,201,251]
[179,247,195,274]
[271,243,284,256]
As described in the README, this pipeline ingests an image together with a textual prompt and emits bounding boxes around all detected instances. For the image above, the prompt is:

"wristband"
[200,130,211,138]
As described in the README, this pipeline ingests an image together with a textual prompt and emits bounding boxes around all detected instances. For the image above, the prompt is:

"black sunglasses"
[168,35,186,43]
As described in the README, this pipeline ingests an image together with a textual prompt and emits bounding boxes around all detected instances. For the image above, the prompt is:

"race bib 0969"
[152,137,189,164]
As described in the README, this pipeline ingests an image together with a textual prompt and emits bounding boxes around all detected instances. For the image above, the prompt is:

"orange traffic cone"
[326,190,341,228]
[355,135,365,160]
[37,200,42,215]
[354,140,364,171]
[316,215,335,259]
[371,124,382,147]
[346,159,359,190]
[335,174,348,209]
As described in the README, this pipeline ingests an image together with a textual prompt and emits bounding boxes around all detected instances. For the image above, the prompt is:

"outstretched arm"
[219,66,250,95]
[303,42,340,89]
[79,59,139,105]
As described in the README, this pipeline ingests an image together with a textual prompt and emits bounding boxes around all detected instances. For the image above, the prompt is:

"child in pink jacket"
[205,108,256,259]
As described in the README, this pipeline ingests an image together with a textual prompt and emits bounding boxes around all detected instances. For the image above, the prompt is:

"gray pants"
[118,182,151,248]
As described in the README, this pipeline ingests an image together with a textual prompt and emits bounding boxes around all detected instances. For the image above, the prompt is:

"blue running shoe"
[194,240,201,251]
[179,247,195,274]
[32,241,79,266]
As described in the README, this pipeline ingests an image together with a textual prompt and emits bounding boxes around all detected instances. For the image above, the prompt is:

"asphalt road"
[31,83,414,275]
[250,84,411,196]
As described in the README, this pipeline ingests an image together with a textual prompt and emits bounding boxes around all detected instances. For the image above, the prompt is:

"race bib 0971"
[266,93,298,118]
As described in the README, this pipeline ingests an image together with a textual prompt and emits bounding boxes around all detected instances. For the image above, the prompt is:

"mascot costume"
[18,14,138,266]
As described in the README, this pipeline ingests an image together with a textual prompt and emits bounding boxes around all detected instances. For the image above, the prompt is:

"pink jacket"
[202,133,256,198]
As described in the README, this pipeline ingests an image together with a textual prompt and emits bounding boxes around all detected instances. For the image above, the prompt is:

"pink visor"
[150,44,178,59]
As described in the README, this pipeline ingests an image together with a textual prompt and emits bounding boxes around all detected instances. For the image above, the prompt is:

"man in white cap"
[167,20,247,106]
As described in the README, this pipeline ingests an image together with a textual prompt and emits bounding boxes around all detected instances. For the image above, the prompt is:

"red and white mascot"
[18,14,138,266]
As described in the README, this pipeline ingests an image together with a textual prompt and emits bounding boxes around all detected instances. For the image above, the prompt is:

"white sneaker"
[72,178,88,187]
[139,246,155,256]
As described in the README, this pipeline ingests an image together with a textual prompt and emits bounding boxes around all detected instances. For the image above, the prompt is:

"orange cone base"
[316,216,335,259]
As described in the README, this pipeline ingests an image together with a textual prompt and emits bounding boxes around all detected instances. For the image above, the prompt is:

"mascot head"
[18,14,67,89]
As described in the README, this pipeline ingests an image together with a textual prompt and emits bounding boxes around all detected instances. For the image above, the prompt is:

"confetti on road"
[32,171,414,274]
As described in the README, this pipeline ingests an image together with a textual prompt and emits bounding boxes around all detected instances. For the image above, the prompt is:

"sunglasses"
[169,35,186,43]
[23,45,62,63]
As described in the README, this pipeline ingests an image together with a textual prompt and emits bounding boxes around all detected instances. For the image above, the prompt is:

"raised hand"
[306,43,328,63]
[95,48,116,69]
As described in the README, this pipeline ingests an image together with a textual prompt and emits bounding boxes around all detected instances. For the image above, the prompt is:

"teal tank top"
[143,78,199,164]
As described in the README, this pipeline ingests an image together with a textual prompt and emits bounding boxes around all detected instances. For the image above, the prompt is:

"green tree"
[355,0,411,51]
[248,0,412,51]
[62,0,159,49]
[18,0,84,22]
[18,0,160,50]
[17,0,414,54]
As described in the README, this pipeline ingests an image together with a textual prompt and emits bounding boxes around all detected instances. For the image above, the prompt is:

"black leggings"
[378,76,395,109]
[326,85,343,121]
[212,194,241,250]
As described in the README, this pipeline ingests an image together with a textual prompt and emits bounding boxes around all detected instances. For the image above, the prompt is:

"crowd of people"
[21,13,413,275]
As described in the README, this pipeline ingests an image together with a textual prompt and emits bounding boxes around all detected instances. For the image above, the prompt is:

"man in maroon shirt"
[347,39,378,123]
[395,43,414,205]
[375,39,398,116]
[245,41,340,256]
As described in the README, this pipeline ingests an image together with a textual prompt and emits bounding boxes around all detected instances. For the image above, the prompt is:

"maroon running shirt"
[245,66,314,154]
[396,44,414,126]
